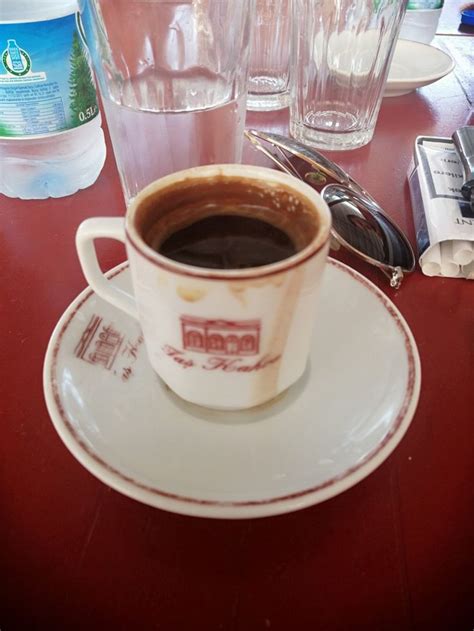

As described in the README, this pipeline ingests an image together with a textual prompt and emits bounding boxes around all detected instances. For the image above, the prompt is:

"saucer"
[385,39,455,97]
[43,260,421,519]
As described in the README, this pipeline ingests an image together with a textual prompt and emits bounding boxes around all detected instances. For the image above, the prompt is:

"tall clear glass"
[80,0,254,202]
[247,0,292,111]
[290,0,407,151]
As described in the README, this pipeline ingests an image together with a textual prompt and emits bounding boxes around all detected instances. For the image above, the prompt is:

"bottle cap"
[461,9,474,26]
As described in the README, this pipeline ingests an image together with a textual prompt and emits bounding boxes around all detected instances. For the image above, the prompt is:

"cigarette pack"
[409,136,474,279]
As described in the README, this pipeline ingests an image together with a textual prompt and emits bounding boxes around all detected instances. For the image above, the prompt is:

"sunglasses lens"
[322,184,415,271]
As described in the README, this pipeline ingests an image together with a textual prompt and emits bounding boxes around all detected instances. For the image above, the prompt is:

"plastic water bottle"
[0,0,106,199]
[399,1,444,44]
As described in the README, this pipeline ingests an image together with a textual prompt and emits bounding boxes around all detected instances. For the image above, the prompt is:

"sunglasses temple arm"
[274,146,302,179]
[244,132,300,178]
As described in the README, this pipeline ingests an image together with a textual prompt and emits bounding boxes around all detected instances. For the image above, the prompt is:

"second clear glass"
[247,0,292,111]
[290,0,407,151]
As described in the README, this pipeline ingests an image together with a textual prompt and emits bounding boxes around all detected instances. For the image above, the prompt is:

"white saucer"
[43,260,421,519]
[385,39,455,97]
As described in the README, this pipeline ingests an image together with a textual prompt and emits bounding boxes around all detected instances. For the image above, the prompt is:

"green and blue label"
[0,13,99,138]
[406,1,444,9]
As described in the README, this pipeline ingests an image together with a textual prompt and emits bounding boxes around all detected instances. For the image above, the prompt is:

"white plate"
[43,260,421,519]
[385,39,455,97]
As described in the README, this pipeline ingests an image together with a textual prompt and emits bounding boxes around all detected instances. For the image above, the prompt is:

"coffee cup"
[76,164,331,410]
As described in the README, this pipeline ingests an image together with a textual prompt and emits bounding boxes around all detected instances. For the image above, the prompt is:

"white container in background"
[399,7,443,44]
[0,0,106,199]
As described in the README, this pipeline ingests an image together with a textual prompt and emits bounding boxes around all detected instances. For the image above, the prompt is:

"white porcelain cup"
[76,164,331,410]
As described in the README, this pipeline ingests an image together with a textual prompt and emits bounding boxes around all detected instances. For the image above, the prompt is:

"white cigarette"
[440,241,460,277]
[422,243,441,276]
[452,240,473,266]
[461,261,474,279]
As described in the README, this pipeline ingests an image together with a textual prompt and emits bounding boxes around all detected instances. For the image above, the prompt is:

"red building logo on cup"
[180,316,260,356]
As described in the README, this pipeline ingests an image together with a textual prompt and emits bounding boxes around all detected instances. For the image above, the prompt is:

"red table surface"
[1,7,473,631]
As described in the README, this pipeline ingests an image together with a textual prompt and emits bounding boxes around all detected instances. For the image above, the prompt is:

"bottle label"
[0,13,99,138]
[406,1,444,8]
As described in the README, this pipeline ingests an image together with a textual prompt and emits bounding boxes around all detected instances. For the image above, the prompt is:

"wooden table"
[2,4,473,629]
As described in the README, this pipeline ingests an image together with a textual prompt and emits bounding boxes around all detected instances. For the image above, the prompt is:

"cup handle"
[76,217,139,320]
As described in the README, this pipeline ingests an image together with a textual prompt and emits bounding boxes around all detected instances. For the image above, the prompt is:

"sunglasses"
[245,129,416,288]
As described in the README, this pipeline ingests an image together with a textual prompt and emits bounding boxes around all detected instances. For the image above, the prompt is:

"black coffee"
[138,175,320,270]
[157,213,297,269]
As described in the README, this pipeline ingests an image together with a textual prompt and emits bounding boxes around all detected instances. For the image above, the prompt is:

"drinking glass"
[247,0,292,111]
[290,0,407,151]
[79,0,254,202]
